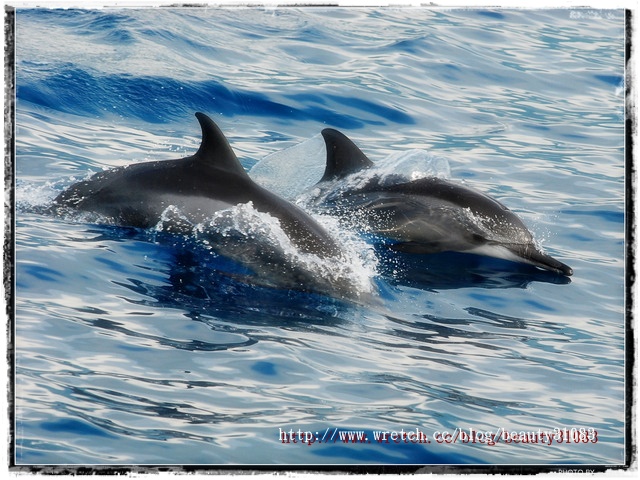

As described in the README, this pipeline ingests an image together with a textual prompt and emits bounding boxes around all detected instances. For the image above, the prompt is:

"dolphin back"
[51,113,342,261]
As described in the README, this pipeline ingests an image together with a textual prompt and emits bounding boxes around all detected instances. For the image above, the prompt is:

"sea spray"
[192,202,378,301]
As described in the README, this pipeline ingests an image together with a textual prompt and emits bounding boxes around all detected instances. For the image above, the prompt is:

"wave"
[18,66,414,127]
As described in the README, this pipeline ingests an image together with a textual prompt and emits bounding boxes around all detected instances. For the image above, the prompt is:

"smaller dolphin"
[51,112,340,259]
[314,128,573,276]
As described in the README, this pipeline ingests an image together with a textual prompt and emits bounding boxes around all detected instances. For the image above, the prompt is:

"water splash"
[191,202,379,301]
[249,132,452,200]
[249,133,327,200]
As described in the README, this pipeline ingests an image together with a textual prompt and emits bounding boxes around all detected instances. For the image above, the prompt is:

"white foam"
[16,179,59,212]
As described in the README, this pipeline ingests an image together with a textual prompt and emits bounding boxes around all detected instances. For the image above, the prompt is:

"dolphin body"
[51,112,340,260]
[313,128,573,276]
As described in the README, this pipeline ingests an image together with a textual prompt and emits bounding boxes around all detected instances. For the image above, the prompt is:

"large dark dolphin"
[51,112,340,259]
[314,128,573,276]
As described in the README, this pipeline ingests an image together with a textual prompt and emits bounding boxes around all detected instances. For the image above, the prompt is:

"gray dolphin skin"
[317,128,573,276]
[51,112,340,258]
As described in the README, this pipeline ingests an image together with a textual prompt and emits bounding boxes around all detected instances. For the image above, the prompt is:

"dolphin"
[314,128,573,276]
[51,112,340,259]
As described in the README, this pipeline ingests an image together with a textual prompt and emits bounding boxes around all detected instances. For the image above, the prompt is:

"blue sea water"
[11,7,627,468]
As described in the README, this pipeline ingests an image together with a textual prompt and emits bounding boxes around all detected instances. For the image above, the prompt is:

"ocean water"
[11,7,627,468]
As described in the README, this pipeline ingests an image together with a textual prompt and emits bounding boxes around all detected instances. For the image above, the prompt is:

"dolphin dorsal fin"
[320,128,374,182]
[194,112,249,178]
